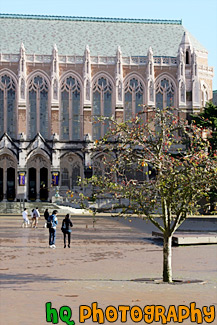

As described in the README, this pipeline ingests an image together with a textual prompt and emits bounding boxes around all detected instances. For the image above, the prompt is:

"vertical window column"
[0,74,16,138]
[60,76,81,141]
[28,75,49,139]
[92,77,112,140]
[124,78,144,121]
[156,78,175,110]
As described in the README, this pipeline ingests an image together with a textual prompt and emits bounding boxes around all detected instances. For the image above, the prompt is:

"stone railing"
[91,56,116,64]
[198,65,214,75]
[153,57,177,65]
[0,52,178,67]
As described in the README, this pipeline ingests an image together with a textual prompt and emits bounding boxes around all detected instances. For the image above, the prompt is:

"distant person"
[31,209,35,227]
[21,208,29,228]
[47,210,58,248]
[61,214,73,248]
[32,207,40,228]
[44,208,49,228]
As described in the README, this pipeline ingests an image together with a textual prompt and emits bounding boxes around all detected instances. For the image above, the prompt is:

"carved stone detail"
[115,46,123,107]
[83,45,92,106]
[147,47,155,106]
[18,43,27,103]
[51,44,59,103]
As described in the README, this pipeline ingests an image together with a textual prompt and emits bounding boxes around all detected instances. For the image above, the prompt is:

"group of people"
[21,207,40,228]
[21,208,73,249]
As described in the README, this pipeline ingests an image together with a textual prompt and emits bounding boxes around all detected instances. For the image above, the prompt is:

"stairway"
[0,201,59,215]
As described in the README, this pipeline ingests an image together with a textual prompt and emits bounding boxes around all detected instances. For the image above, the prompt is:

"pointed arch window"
[124,78,144,120]
[61,168,70,187]
[92,77,112,140]
[156,78,175,110]
[93,154,112,178]
[0,74,16,138]
[60,159,82,189]
[186,50,189,64]
[28,75,49,139]
[60,76,81,140]
[72,163,81,188]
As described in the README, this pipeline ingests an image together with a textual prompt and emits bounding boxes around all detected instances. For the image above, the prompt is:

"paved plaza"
[0,214,217,324]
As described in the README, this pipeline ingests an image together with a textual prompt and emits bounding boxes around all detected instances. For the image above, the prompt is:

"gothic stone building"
[0,14,214,201]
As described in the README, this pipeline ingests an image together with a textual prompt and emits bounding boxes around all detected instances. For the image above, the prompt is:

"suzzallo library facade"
[0,14,214,201]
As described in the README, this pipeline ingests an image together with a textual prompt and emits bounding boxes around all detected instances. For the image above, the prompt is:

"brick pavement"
[0,215,216,324]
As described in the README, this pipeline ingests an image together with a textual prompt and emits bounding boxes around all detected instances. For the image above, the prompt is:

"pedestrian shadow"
[0,273,70,287]
[0,273,204,287]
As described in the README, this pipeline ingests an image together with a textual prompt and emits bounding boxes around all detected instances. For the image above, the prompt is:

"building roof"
[0,13,207,57]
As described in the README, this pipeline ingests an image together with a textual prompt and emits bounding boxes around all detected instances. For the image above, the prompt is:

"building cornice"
[0,13,182,25]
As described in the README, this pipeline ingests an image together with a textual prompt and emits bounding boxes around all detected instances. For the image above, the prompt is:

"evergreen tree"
[191,101,217,212]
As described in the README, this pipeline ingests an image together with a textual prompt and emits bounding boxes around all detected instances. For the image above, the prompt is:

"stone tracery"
[28,74,49,139]
[124,77,144,120]
[0,74,17,138]
[155,77,175,109]
[92,76,113,140]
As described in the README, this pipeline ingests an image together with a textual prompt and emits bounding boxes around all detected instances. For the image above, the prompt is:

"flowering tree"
[80,108,217,283]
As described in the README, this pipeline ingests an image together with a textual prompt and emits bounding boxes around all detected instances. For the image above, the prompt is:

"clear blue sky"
[1,0,217,89]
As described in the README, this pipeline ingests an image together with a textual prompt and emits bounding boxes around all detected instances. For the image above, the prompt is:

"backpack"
[47,215,52,229]
[33,209,39,218]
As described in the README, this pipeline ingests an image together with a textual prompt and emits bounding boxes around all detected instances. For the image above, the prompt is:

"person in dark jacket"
[48,210,58,249]
[44,209,49,228]
[61,214,73,248]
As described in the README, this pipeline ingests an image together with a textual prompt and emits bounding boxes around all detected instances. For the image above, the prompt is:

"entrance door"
[40,168,48,201]
[0,168,3,201]
[7,168,15,201]
[29,168,36,201]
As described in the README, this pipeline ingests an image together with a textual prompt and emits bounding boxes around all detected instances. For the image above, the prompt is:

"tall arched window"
[124,77,144,120]
[0,74,16,138]
[92,77,112,140]
[72,163,81,188]
[186,50,189,64]
[60,155,82,190]
[28,75,49,139]
[60,76,81,141]
[93,154,112,178]
[61,168,70,187]
[156,77,175,110]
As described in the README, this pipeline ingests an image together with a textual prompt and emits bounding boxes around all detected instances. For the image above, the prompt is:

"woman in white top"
[21,208,29,228]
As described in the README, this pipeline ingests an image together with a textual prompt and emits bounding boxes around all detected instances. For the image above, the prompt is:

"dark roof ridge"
[0,13,182,25]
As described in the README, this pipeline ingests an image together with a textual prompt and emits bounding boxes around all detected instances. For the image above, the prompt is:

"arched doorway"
[60,154,83,196]
[7,167,15,201]
[29,168,36,201]
[27,153,51,201]
[0,168,3,201]
[40,167,48,201]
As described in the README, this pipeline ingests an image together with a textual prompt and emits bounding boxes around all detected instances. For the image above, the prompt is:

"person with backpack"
[32,207,40,228]
[61,214,73,248]
[47,210,58,248]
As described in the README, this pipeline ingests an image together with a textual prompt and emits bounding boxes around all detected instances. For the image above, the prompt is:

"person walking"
[48,210,58,248]
[21,208,29,228]
[31,209,35,227]
[32,207,40,228]
[43,208,49,228]
[61,214,73,248]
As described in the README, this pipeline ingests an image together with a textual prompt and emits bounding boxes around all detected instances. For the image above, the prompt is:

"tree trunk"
[163,234,172,283]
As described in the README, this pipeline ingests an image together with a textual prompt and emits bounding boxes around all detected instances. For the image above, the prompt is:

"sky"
[1,0,217,89]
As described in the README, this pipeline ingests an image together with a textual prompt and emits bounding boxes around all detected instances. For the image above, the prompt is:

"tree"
[191,101,217,212]
[79,108,217,283]
[191,101,217,152]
